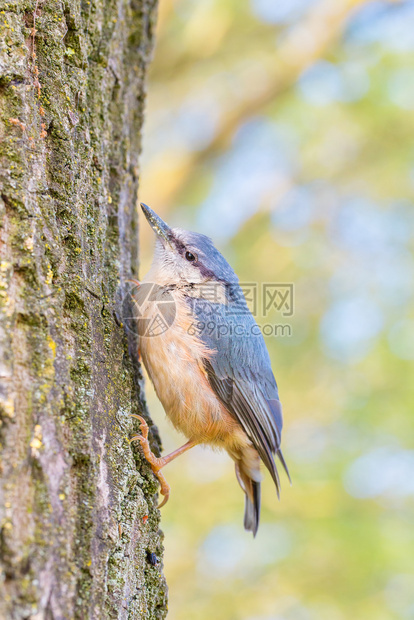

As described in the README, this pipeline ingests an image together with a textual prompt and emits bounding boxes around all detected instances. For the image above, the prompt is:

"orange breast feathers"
[136,285,246,449]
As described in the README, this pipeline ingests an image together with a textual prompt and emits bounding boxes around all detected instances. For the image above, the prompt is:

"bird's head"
[141,203,237,288]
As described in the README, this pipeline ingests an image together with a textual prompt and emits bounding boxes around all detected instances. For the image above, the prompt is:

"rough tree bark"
[0,0,168,617]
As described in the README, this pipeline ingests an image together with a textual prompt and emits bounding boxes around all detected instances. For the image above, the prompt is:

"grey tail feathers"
[277,448,291,484]
[243,480,261,537]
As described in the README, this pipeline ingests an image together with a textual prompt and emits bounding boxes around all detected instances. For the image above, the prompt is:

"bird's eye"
[185,251,197,262]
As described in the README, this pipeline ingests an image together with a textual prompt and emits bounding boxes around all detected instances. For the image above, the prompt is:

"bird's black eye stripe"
[185,251,197,262]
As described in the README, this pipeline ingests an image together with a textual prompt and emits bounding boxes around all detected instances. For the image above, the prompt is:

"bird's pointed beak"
[140,203,174,249]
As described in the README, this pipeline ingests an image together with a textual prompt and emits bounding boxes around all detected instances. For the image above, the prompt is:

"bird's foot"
[129,414,170,508]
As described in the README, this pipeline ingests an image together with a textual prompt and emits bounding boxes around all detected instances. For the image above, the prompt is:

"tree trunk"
[0,0,167,617]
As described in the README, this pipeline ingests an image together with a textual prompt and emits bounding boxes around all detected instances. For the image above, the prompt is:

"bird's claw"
[157,481,170,508]
[130,414,149,441]
[129,414,170,508]
[125,278,141,289]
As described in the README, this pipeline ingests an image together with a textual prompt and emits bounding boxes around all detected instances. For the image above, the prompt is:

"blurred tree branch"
[153,0,395,207]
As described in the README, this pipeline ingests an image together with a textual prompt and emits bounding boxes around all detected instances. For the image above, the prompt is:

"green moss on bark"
[0,0,166,617]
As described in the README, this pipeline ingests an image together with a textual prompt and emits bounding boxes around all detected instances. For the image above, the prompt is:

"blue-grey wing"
[189,292,290,492]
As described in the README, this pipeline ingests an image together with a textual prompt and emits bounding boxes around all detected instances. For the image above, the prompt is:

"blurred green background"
[138,1,414,618]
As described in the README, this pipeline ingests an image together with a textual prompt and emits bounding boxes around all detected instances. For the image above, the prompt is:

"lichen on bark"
[0,0,167,617]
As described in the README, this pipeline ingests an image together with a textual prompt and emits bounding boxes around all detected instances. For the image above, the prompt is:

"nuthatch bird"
[130,203,290,536]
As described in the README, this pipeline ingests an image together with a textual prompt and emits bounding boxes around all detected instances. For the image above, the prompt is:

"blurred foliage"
[138,0,414,618]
